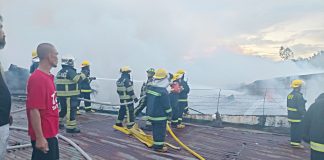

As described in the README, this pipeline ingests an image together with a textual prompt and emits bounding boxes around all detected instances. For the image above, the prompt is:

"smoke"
[0,0,323,91]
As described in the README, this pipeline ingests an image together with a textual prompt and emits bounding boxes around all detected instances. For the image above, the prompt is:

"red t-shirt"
[26,69,59,140]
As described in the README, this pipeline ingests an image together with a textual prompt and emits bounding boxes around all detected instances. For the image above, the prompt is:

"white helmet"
[61,56,75,67]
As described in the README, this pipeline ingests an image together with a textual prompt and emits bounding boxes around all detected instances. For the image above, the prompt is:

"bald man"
[0,14,12,160]
[26,43,60,160]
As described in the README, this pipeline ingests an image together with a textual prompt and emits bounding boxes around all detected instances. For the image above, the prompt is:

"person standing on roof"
[115,66,138,128]
[146,68,172,152]
[170,73,182,128]
[26,43,59,160]
[79,60,96,113]
[177,69,190,129]
[303,93,324,159]
[287,79,306,148]
[134,68,155,131]
[0,14,13,160]
[56,56,86,133]
[30,50,39,74]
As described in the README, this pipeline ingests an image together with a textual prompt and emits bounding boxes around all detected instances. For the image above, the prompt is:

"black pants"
[31,137,59,160]
[290,122,303,145]
[311,149,324,160]
[170,93,179,126]
[177,101,188,124]
[134,97,147,117]
[152,120,167,149]
[80,92,92,111]
[117,101,135,128]
[59,96,79,129]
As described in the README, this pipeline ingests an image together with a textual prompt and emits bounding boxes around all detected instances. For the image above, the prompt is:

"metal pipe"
[9,126,92,160]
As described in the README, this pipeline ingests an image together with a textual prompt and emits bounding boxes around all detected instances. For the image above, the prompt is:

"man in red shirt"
[26,43,59,160]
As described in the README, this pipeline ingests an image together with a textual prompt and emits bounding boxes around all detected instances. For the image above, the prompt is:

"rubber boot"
[115,123,123,127]
[66,128,81,133]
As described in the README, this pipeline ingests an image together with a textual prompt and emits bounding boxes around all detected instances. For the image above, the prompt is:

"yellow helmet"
[290,79,304,88]
[154,68,168,79]
[32,50,37,59]
[172,73,181,81]
[176,69,186,75]
[120,66,131,73]
[81,60,90,67]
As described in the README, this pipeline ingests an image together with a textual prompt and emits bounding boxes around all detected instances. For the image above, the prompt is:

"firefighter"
[134,68,155,131]
[170,73,182,128]
[80,60,96,113]
[287,79,306,148]
[177,69,190,129]
[146,68,172,152]
[29,50,39,74]
[303,93,324,160]
[55,56,86,133]
[116,66,138,128]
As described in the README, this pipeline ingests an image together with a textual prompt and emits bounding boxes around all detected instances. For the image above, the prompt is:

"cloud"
[0,0,323,88]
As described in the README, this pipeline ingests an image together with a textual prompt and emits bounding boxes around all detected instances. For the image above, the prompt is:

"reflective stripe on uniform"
[84,106,92,109]
[178,99,188,102]
[147,90,161,96]
[165,108,172,113]
[311,141,324,152]
[290,142,301,146]
[288,119,301,123]
[57,90,80,97]
[178,118,183,121]
[287,107,297,112]
[119,95,131,100]
[148,116,167,121]
[154,142,164,145]
[117,86,127,92]
[81,89,92,93]
[55,79,75,85]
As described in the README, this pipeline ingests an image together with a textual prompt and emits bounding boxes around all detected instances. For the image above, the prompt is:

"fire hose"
[8,126,92,160]
[167,124,205,160]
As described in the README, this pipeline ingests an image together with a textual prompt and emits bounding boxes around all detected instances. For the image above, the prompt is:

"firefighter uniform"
[303,93,324,160]
[80,63,96,112]
[56,58,86,133]
[134,68,155,117]
[178,74,190,126]
[147,68,172,152]
[116,66,138,128]
[287,80,306,147]
[30,51,39,74]
[170,74,181,128]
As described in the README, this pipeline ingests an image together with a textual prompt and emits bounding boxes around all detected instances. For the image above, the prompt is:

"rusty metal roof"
[7,101,310,160]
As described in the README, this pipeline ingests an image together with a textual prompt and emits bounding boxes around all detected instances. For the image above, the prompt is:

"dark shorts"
[31,137,59,160]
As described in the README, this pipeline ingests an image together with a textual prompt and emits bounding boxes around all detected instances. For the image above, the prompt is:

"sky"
[0,0,323,87]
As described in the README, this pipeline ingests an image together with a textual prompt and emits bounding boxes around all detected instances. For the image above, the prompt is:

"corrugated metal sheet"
[7,101,310,160]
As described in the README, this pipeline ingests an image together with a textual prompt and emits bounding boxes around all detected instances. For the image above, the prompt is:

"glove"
[134,98,139,103]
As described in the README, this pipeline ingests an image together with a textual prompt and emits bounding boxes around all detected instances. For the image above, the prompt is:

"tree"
[279,46,294,60]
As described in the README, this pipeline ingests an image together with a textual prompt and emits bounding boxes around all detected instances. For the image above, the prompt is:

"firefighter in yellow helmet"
[287,79,306,148]
[146,68,172,152]
[170,73,182,128]
[116,66,138,128]
[134,68,155,131]
[79,60,96,113]
[176,69,190,129]
[29,50,39,74]
[56,56,87,133]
